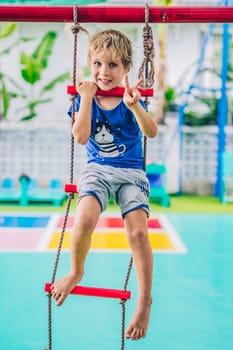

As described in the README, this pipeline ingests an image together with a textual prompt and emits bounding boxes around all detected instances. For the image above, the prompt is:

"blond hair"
[87,29,133,68]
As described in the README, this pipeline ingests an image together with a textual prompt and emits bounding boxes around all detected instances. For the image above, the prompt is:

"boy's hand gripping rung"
[67,85,154,97]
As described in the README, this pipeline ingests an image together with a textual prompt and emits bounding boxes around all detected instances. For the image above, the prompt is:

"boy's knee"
[128,228,148,244]
[74,214,96,234]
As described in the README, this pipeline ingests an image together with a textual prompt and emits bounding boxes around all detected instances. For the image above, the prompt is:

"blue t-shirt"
[68,96,146,169]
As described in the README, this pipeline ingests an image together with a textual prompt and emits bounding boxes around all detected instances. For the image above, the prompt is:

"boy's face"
[90,48,129,91]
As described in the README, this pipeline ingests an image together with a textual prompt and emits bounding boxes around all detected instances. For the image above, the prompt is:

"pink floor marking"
[0,228,44,250]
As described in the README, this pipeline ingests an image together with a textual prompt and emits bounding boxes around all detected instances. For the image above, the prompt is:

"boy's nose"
[100,65,109,74]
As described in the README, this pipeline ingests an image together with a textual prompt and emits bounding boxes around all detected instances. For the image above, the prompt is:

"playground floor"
[0,196,233,350]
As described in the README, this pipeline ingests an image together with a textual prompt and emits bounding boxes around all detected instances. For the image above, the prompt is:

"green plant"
[0,23,39,120]
[1,30,70,121]
[184,93,219,126]
[17,31,70,121]
[0,23,18,120]
[0,22,17,41]
[164,86,177,112]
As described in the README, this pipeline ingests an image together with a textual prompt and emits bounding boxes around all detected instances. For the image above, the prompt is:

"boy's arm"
[123,75,158,138]
[129,102,158,138]
[72,82,97,145]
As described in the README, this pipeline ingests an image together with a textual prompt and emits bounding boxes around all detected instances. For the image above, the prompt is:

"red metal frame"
[44,283,131,300]
[0,5,233,23]
[67,85,154,97]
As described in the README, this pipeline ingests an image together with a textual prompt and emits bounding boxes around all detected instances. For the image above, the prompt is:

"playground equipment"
[220,151,233,203]
[160,0,233,198]
[0,176,67,206]
[0,5,233,23]
[146,163,170,207]
[20,176,67,206]
[0,178,22,204]
[42,6,155,350]
[1,3,233,350]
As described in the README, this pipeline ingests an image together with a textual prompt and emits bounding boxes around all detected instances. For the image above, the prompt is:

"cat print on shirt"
[94,119,126,158]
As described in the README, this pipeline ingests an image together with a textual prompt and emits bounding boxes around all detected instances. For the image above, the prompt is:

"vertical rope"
[140,3,155,167]
[45,6,81,350]
[119,5,155,350]
[120,256,133,350]
[139,3,155,172]
[138,3,155,90]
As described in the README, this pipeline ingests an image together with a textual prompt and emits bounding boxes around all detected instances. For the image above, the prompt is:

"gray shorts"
[77,163,150,218]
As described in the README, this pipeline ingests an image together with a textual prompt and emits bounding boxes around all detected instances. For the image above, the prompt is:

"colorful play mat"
[0,211,232,350]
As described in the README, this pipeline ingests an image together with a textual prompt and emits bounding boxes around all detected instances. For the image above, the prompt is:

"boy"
[51,29,158,341]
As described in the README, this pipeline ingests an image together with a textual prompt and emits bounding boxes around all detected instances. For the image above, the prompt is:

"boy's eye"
[93,61,101,67]
[109,62,117,68]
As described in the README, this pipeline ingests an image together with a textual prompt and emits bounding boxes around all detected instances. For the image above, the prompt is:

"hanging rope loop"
[71,5,89,36]
[71,20,88,36]
[138,3,155,89]
[71,5,80,35]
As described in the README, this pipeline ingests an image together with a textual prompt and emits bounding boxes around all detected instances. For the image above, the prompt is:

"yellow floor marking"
[48,230,174,250]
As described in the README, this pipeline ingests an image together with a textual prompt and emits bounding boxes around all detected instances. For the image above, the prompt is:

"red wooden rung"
[45,283,131,300]
[67,85,154,97]
[64,183,78,193]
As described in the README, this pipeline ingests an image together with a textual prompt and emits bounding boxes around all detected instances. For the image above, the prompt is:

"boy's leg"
[51,195,101,306]
[124,209,153,340]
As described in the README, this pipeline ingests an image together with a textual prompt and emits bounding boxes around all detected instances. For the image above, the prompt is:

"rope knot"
[143,26,155,59]
[138,20,155,88]
[119,298,127,305]
[68,192,75,200]
[71,23,81,35]
[70,94,76,102]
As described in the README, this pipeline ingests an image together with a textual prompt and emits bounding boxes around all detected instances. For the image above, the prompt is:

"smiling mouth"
[99,78,111,85]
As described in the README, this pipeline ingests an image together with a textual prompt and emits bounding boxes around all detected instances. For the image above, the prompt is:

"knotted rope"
[46,6,85,350]
[120,4,155,349]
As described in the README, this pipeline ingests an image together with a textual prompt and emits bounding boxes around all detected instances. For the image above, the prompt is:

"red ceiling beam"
[0,6,233,23]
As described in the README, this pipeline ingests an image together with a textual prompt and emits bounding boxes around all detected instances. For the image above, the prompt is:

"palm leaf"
[3,73,25,94]
[20,113,37,121]
[32,32,57,69]
[16,98,52,114]
[40,72,70,94]
[1,80,18,118]
[20,52,41,84]
[0,23,17,39]
[1,37,35,57]
[21,37,35,42]
[1,43,18,56]
[1,80,10,117]
[28,98,52,109]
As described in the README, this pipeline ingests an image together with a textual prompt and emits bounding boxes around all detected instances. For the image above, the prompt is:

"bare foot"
[51,273,81,306]
[125,299,152,340]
